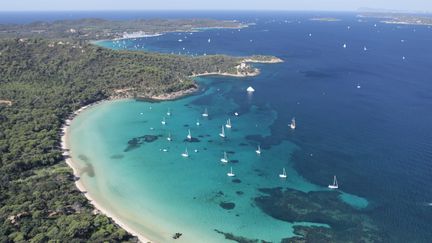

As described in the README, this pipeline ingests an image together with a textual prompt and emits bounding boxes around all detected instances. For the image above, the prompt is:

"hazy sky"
[1,0,431,12]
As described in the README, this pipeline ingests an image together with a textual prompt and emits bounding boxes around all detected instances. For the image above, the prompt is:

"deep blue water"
[5,11,432,241]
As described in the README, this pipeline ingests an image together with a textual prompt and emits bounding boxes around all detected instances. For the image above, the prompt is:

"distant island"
[0,17,281,242]
[359,12,432,26]
[309,17,341,22]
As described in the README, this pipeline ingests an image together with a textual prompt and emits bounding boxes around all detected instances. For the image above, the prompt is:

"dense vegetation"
[0,38,255,242]
[0,18,246,40]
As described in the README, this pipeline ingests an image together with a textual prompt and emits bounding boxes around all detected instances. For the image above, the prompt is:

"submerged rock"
[255,187,384,242]
[219,202,235,210]
[232,179,241,183]
[124,135,159,152]
[173,232,182,239]
[184,137,200,143]
[214,229,264,243]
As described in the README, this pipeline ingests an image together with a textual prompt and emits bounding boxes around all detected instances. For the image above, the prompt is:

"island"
[0,18,281,242]
[359,12,432,26]
[309,17,341,22]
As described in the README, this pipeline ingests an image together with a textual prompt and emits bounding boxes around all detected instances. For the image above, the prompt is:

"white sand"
[61,102,152,243]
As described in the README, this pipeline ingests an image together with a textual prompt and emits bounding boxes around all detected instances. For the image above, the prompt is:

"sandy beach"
[60,102,152,243]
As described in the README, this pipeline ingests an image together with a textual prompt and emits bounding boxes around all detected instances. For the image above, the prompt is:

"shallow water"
[71,12,432,242]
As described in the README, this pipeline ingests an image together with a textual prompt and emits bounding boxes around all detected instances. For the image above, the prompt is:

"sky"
[1,0,431,12]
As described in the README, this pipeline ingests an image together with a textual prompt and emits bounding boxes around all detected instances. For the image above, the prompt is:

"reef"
[219,202,236,210]
[124,135,159,152]
[254,187,385,242]
[214,229,269,243]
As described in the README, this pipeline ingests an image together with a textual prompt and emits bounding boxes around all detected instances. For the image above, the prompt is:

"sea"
[4,11,432,242]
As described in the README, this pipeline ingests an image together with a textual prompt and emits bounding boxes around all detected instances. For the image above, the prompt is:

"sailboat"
[220,152,228,163]
[166,108,171,116]
[328,175,339,189]
[227,167,235,177]
[208,38,211,43]
[255,145,261,155]
[196,119,200,126]
[161,117,166,125]
[225,118,232,129]
[290,118,296,130]
[187,129,192,140]
[167,133,172,141]
[219,126,226,138]
[202,108,209,117]
[181,148,189,158]
[279,168,287,179]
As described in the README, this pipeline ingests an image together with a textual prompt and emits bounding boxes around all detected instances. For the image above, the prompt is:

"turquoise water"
[70,80,356,241]
[69,12,432,242]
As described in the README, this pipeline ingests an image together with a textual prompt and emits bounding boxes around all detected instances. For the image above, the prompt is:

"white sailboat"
[161,117,166,125]
[227,167,235,177]
[220,152,229,163]
[181,148,189,157]
[202,108,209,117]
[256,145,261,155]
[196,119,200,126]
[225,118,232,129]
[328,175,339,189]
[219,125,226,138]
[166,108,171,116]
[290,118,296,130]
[208,38,211,43]
[187,129,192,140]
[167,133,172,141]
[279,168,287,179]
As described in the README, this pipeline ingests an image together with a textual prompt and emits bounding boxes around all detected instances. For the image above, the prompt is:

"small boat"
[234,112,239,116]
[343,43,347,48]
[363,46,367,51]
[167,133,172,141]
[246,86,255,92]
[202,108,209,117]
[279,168,287,179]
[187,129,192,140]
[181,148,189,158]
[219,126,226,138]
[256,145,261,155]
[225,118,232,129]
[227,167,235,177]
[220,152,229,163]
[290,118,296,130]
[196,119,200,126]
[162,148,168,152]
[328,175,339,189]
[208,38,211,43]
[166,108,171,116]
[161,117,166,125]
[178,39,183,42]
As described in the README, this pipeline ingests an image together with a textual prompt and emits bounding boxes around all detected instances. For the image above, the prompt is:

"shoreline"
[59,55,277,242]
[61,101,152,243]
[191,69,260,78]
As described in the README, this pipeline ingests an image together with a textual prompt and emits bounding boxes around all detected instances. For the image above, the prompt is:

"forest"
[0,37,270,242]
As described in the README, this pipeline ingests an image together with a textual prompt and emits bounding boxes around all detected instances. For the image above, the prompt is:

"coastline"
[58,56,279,242]
[61,101,151,243]
[191,69,260,78]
